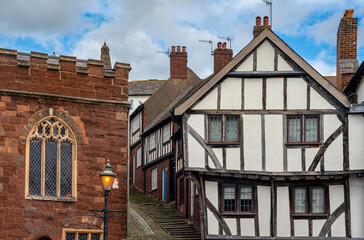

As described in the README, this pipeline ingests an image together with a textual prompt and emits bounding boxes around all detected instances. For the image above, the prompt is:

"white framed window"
[151,168,157,190]
[162,123,171,143]
[136,147,141,167]
[149,132,156,151]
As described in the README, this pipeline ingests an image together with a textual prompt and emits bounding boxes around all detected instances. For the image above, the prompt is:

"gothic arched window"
[26,117,77,201]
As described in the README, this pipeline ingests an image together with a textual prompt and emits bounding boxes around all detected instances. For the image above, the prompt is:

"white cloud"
[308,50,336,76]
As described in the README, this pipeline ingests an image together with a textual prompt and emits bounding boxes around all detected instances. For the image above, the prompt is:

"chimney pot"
[170,45,187,79]
[182,46,186,52]
[344,9,354,18]
[222,42,227,49]
[172,46,176,52]
[217,42,222,49]
[256,16,261,26]
[263,16,269,25]
[177,46,181,52]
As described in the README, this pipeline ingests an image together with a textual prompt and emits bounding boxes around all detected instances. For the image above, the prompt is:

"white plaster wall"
[243,115,262,171]
[226,148,240,170]
[187,114,204,137]
[312,219,325,236]
[265,115,283,172]
[258,186,271,236]
[209,148,223,169]
[129,95,149,113]
[287,78,307,109]
[310,88,335,110]
[257,40,275,71]
[205,181,218,208]
[236,54,253,71]
[224,218,237,235]
[349,115,364,170]
[287,148,301,171]
[350,176,364,238]
[324,115,343,171]
[207,209,218,235]
[277,187,290,237]
[266,78,284,109]
[221,77,242,109]
[244,78,262,109]
[277,54,293,71]
[305,147,319,171]
[192,88,218,110]
[188,134,205,168]
[240,218,255,236]
[329,185,345,237]
[294,219,308,236]
[356,76,364,103]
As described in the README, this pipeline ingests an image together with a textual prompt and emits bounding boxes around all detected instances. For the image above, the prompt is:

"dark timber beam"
[226,71,307,78]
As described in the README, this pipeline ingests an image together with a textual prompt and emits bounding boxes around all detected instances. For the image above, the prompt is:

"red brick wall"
[0,49,130,240]
[214,47,233,74]
[144,160,170,201]
[129,142,144,192]
[176,175,186,216]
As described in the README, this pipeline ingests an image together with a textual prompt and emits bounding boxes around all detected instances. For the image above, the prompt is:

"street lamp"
[90,159,123,240]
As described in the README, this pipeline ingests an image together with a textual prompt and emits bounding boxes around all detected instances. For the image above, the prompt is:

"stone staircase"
[130,188,201,240]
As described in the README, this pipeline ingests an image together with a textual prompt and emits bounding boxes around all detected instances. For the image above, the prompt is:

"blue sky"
[0,0,363,80]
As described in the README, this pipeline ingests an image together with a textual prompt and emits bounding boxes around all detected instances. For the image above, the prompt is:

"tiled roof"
[324,76,337,86]
[129,79,167,96]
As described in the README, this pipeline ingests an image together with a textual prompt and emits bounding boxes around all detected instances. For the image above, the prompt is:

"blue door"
[162,168,167,201]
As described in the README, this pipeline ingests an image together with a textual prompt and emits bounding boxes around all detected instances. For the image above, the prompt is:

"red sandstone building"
[0,44,130,240]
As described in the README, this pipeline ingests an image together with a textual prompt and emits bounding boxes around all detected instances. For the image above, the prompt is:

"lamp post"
[90,159,123,240]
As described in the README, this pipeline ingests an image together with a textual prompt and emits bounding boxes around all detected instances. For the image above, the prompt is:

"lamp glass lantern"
[100,159,116,192]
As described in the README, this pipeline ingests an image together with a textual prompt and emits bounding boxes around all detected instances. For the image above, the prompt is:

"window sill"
[179,200,185,205]
[150,188,157,193]
[221,212,255,218]
[286,142,321,146]
[292,213,328,219]
[207,142,240,147]
[26,195,76,202]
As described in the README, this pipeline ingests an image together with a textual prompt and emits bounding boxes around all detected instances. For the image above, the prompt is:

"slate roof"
[344,61,364,95]
[324,76,337,86]
[129,80,167,96]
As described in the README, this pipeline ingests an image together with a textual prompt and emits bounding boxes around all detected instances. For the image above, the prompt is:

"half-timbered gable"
[174,26,363,239]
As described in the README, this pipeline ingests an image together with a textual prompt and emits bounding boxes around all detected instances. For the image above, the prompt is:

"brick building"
[0,45,130,240]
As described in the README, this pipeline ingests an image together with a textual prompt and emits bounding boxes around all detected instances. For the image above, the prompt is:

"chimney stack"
[253,16,271,38]
[101,41,112,69]
[170,45,188,79]
[336,9,358,91]
[214,42,233,74]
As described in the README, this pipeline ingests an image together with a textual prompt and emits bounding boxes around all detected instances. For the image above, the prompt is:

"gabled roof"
[175,28,351,115]
[129,79,167,96]
[344,61,364,95]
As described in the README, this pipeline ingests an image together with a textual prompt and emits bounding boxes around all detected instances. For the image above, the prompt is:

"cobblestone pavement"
[128,202,173,240]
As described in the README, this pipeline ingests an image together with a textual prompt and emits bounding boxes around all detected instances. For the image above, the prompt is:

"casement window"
[151,168,157,190]
[26,117,76,201]
[63,229,103,240]
[149,132,156,151]
[287,115,319,143]
[162,123,171,143]
[292,186,327,215]
[208,115,240,143]
[179,178,185,204]
[222,185,254,214]
[136,147,141,168]
[130,113,141,145]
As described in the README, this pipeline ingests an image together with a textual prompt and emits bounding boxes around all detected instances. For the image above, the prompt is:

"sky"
[0,0,363,81]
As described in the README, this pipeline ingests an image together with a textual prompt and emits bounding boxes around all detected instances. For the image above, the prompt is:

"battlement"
[0,48,131,102]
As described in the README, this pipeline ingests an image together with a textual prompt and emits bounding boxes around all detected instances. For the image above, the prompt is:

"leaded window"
[64,230,102,240]
[209,116,222,142]
[223,187,236,212]
[27,117,76,200]
[222,184,255,215]
[292,186,326,215]
[162,123,171,143]
[149,132,156,151]
[226,116,239,142]
[288,115,319,143]
[208,115,240,143]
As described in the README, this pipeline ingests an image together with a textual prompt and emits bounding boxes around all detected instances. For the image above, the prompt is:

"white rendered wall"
[329,185,345,237]
[310,88,335,109]
[305,148,319,171]
[240,218,255,236]
[277,54,293,71]
[324,115,343,171]
[188,134,205,168]
[350,176,364,238]
[276,187,290,237]
[312,219,325,236]
[224,218,237,235]
[348,115,364,170]
[287,148,301,171]
[244,78,262,109]
[258,186,271,236]
[356,76,364,103]
[257,40,275,71]
[266,78,284,109]
[209,148,223,169]
[243,115,262,171]
[221,78,241,109]
[265,115,283,171]
[193,88,218,110]
[294,219,308,236]
[226,148,240,170]
[206,181,219,235]
[287,78,307,109]
[129,95,149,113]
[187,114,204,137]
[236,54,253,71]
[207,209,218,235]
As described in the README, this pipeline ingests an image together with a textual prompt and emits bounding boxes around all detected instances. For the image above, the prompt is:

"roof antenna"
[199,39,214,72]
[262,0,272,27]
[217,36,231,49]
[157,48,170,57]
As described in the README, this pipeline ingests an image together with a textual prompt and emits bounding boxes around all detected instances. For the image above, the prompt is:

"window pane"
[226,116,239,142]
[60,142,72,197]
[149,133,156,150]
[294,188,307,213]
[163,124,170,143]
[137,147,142,167]
[288,116,301,142]
[240,187,253,212]
[29,140,42,196]
[45,140,57,197]
[91,234,100,240]
[305,116,318,142]
[151,169,157,190]
[65,233,75,240]
[209,116,222,142]
[312,187,325,213]
[78,233,88,240]
[224,187,236,212]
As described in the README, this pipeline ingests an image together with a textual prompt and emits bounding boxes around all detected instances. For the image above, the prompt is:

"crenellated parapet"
[0,48,131,102]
